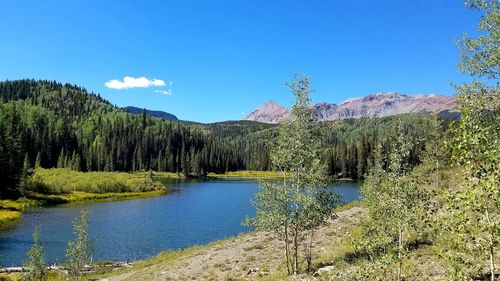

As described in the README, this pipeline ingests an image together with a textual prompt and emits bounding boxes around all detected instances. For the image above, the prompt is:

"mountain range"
[244,92,458,123]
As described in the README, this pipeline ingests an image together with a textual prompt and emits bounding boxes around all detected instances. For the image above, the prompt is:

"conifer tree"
[35,152,42,169]
[57,149,65,168]
[19,153,32,196]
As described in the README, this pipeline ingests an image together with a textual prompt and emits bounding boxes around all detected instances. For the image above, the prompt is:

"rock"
[0,267,23,273]
[246,267,260,276]
[314,265,335,277]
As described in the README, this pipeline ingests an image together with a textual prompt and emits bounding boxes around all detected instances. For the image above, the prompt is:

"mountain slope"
[243,100,290,124]
[328,92,457,120]
[122,106,178,121]
[244,92,457,123]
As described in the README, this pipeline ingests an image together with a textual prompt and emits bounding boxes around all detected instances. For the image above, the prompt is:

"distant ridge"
[244,92,457,123]
[122,106,178,121]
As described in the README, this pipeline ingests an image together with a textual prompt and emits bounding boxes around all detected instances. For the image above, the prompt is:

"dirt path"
[105,207,365,281]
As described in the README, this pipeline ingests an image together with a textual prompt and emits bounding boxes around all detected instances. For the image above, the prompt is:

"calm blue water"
[0,179,359,266]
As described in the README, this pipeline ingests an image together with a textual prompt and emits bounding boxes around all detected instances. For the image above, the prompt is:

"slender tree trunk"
[490,243,495,281]
[282,169,291,275]
[436,159,439,189]
[294,226,299,275]
[305,232,311,271]
[293,175,300,275]
[485,206,496,281]
[306,229,314,272]
[398,226,403,281]
[284,224,290,275]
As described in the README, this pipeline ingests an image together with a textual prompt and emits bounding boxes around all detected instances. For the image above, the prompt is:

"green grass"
[0,190,167,229]
[25,168,174,204]
[334,200,363,212]
[0,168,176,229]
[0,198,39,211]
[27,168,166,194]
[0,209,22,227]
[134,171,183,179]
[0,198,40,227]
[0,271,63,281]
[30,189,168,204]
[208,170,282,179]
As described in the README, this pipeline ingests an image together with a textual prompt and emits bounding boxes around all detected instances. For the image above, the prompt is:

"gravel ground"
[105,207,366,281]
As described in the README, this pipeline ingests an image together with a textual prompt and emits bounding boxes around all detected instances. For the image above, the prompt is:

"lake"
[0,178,359,266]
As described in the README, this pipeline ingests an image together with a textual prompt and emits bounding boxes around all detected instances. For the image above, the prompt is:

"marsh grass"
[208,170,281,179]
[0,209,22,227]
[27,168,166,194]
[0,168,173,228]
[30,190,167,205]
[0,198,40,226]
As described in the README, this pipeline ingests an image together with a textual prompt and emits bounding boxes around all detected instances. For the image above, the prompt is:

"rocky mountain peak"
[244,93,457,123]
[243,100,290,124]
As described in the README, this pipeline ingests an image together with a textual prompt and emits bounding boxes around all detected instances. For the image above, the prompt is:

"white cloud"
[105,76,169,90]
[155,89,172,96]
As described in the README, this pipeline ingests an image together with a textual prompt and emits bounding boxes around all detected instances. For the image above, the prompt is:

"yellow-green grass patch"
[0,209,22,227]
[30,189,168,205]
[208,170,282,179]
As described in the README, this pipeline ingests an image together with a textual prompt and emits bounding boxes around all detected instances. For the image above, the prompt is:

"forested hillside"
[0,80,446,198]
[122,106,179,122]
[0,80,259,197]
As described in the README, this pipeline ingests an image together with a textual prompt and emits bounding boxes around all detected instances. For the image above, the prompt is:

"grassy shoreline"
[31,189,169,205]
[208,171,357,182]
[0,190,168,228]
[0,198,39,228]
[208,170,283,179]
[0,168,177,228]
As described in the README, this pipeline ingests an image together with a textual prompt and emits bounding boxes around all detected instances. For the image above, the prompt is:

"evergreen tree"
[35,152,42,169]
[57,149,65,168]
[181,144,190,176]
[19,153,32,196]
[71,151,81,171]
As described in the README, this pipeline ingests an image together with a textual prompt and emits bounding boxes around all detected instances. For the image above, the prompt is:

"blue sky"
[0,1,480,122]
